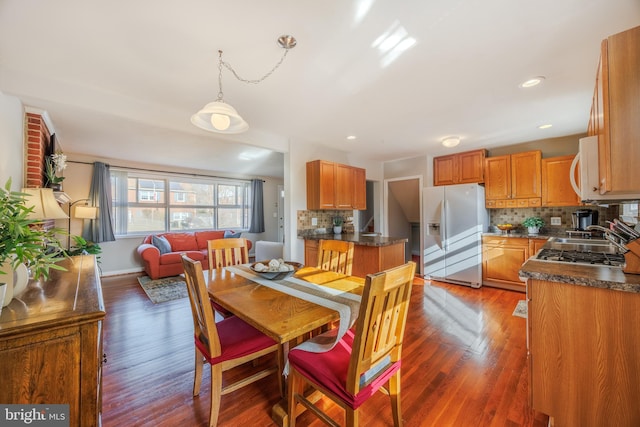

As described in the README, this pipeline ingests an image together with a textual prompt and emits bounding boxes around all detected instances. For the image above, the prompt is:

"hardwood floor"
[101,274,549,427]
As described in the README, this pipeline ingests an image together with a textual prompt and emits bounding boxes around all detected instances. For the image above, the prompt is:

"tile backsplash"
[488,205,619,233]
[297,210,355,235]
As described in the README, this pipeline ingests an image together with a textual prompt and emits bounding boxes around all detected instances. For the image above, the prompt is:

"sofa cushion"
[165,233,198,252]
[195,231,226,250]
[224,230,242,239]
[159,251,205,265]
[152,235,172,255]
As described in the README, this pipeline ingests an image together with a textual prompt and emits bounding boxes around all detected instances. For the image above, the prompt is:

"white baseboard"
[101,267,145,277]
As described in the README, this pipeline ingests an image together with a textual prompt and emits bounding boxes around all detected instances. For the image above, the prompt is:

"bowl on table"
[250,260,303,280]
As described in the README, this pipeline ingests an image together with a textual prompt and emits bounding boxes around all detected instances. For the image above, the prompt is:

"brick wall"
[24,112,50,188]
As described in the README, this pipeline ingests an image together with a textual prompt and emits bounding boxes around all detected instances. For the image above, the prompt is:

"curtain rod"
[68,160,265,182]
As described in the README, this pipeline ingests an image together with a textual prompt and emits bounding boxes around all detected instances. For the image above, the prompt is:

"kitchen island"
[520,254,640,427]
[301,233,408,278]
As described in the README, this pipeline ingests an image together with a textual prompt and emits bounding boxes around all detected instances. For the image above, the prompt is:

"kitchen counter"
[520,259,640,293]
[299,232,408,247]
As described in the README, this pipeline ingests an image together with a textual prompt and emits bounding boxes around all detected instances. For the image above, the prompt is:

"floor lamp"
[68,199,97,249]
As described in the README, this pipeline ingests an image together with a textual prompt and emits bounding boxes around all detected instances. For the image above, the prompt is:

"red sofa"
[136,231,252,279]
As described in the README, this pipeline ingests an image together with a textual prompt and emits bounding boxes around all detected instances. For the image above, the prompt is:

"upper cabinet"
[542,155,581,207]
[306,160,366,210]
[588,25,640,195]
[484,150,542,208]
[433,149,486,186]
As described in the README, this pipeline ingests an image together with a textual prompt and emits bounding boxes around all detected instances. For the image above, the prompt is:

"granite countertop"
[299,232,408,247]
[483,230,564,239]
[520,258,640,294]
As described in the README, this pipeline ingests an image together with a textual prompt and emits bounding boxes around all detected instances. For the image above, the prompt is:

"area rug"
[512,300,527,318]
[137,275,188,304]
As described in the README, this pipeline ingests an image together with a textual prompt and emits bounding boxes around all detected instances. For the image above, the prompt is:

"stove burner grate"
[536,248,625,267]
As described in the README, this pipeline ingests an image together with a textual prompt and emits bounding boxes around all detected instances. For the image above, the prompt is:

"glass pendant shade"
[191,100,249,134]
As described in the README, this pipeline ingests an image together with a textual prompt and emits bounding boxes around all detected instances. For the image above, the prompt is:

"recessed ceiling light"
[441,137,460,148]
[538,124,553,129]
[346,135,357,140]
[519,76,545,88]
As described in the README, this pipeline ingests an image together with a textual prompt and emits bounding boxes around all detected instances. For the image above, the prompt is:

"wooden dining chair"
[181,255,281,427]
[317,239,355,275]
[207,237,250,270]
[287,261,416,427]
[207,238,250,318]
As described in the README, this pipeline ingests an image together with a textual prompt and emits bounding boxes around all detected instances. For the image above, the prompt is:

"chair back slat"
[182,255,222,358]
[346,261,415,393]
[208,238,250,270]
[316,239,355,275]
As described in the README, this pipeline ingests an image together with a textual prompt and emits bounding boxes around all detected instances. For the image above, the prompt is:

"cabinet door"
[306,160,336,209]
[528,238,548,257]
[482,237,528,290]
[335,164,355,209]
[484,155,511,200]
[542,156,581,206]
[511,150,541,199]
[601,26,640,194]
[304,240,318,267]
[458,150,486,183]
[434,155,458,186]
[352,167,366,209]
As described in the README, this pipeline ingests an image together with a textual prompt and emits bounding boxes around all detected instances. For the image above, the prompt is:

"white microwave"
[570,135,640,203]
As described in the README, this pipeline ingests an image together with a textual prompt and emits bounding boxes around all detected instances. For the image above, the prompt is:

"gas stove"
[536,248,625,267]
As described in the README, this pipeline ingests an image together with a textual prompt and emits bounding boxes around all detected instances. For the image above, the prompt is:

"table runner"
[224,265,361,373]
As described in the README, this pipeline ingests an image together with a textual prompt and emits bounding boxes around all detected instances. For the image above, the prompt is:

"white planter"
[527,226,540,235]
[333,226,342,234]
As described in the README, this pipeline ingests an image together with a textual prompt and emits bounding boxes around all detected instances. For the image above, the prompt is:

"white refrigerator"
[423,184,488,288]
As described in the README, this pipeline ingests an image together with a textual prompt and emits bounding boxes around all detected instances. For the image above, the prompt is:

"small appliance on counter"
[571,209,598,231]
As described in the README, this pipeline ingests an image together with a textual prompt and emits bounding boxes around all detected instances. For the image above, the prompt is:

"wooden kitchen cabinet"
[307,160,366,210]
[588,25,640,195]
[482,236,529,292]
[0,256,105,427]
[304,239,405,278]
[528,237,548,257]
[433,149,486,186]
[484,150,541,208]
[529,279,640,426]
[541,155,581,206]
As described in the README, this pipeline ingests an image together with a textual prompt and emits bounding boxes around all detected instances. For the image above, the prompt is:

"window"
[110,169,251,236]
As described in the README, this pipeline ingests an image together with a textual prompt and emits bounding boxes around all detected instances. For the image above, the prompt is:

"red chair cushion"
[288,329,401,410]
[195,315,276,365]
[210,300,234,318]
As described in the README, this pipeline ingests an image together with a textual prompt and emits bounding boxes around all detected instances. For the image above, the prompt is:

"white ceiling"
[1,0,639,179]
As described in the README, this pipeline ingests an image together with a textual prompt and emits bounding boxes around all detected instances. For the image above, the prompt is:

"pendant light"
[191,35,296,134]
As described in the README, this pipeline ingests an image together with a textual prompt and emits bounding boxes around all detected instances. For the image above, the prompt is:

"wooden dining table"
[206,265,365,426]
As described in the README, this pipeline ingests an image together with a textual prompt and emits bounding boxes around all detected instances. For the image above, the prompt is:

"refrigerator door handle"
[441,200,446,250]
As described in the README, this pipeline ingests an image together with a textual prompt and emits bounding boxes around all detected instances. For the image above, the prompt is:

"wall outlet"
[311,217,318,226]
[550,216,562,226]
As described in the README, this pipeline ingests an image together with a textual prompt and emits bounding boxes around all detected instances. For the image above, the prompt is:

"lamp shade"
[21,188,69,220]
[74,205,97,219]
[191,100,249,134]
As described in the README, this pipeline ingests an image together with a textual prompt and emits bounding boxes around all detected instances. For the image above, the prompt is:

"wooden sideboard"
[0,255,105,427]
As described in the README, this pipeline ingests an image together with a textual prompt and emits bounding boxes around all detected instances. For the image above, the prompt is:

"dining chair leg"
[345,408,358,427]
[389,371,402,427]
[287,369,303,427]
[193,348,203,396]
[209,364,223,427]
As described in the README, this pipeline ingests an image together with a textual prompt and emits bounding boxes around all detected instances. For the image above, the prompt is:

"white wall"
[0,92,24,189]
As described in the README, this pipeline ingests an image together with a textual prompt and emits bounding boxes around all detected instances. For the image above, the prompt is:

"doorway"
[384,176,423,275]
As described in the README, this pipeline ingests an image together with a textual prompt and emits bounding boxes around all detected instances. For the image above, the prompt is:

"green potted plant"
[0,179,66,305]
[333,216,344,234]
[522,216,545,235]
[67,235,102,269]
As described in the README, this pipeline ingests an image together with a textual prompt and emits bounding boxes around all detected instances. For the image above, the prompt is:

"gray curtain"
[84,162,116,243]
[248,179,265,233]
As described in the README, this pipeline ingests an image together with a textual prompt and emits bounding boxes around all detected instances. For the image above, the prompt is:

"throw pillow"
[152,235,172,255]
[224,230,242,239]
